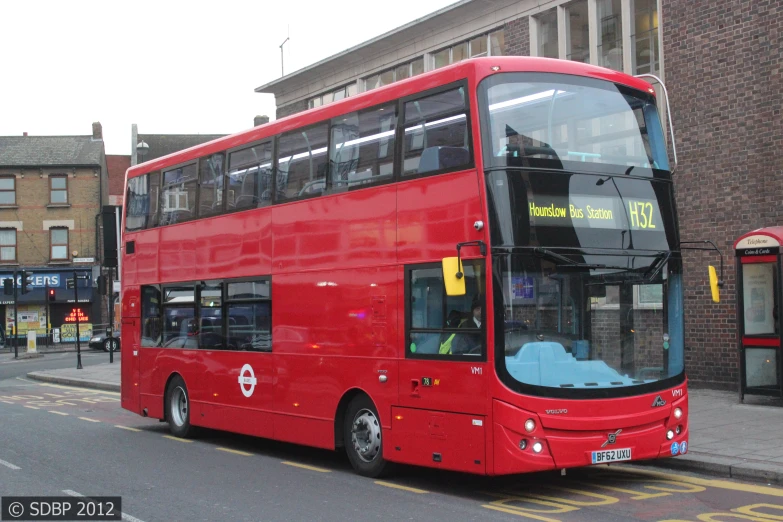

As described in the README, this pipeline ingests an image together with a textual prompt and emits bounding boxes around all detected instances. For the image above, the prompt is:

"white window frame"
[529,0,663,81]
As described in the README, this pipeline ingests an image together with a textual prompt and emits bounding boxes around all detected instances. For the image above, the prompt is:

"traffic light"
[3,278,12,296]
[97,275,106,296]
[48,288,56,302]
[20,271,33,294]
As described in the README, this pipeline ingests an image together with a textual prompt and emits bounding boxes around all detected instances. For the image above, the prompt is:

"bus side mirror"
[442,257,466,296]
[709,265,720,303]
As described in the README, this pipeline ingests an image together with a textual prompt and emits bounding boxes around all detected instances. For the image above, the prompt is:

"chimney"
[23,132,27,137]
[254,115,269,127]
[92,122,103,140]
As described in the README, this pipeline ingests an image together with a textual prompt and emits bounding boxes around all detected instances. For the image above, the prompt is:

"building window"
[364,57,425,91]
[598,0,623,71]
[49,175,68,204]
[536,8,559,58]
[50,227,69,261]
[566,0,590,63]
[0,176,15,206]
[633,0,659,75]
[308,83,358,109]
[0,229,16,262]
[431,29,505,71]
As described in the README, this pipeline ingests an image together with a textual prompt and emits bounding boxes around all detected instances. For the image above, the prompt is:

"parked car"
[89,329,120,352]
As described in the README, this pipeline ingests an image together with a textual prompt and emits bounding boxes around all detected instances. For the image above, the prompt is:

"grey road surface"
[1,377,781,522]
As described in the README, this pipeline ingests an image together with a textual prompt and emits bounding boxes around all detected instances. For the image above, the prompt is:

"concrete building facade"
[256,0,783,389]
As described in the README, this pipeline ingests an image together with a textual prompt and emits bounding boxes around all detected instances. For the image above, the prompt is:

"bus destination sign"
[528,195,662,231]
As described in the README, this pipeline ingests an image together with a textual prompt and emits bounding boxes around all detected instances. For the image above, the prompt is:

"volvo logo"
[651,395,667,408]
[602,429,622,447]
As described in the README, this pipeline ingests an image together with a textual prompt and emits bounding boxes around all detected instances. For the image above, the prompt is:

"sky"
[0,0,458,155]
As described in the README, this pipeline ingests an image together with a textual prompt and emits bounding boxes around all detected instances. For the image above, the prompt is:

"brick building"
[0,123,108,345]
[255,0,783,389]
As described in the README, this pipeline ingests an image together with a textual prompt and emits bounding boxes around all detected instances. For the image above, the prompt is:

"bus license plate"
[591,448,631,464]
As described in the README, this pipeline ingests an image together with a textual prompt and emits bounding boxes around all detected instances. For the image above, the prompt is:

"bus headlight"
[673,407,683,420]
[532,442,543,453]
[524,419,536,432]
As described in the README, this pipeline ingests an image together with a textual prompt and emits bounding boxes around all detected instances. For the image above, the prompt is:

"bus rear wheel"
[166,375,194,438]
[343,395,388,477]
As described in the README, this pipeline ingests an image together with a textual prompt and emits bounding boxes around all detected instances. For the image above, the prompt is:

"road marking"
[63,490,146,522]
[375,481,428,494]
[78,417,101,423]
[48,411,69,416]
[614,466,783,497]
[0,400,12,404]
[482,503,559,521]
[162,435,192,443]
[33,381,121,397]
[115,425,141,432]
[217,447,253,457]
[0,459,20,470]
[281,461,331,473]
[24,406,40,410]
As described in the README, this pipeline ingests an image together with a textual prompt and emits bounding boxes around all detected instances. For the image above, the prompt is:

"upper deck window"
[402,86,471,176]
[277,124,329,201]
[126,173,160,232]
[228,142,273,210]
[199,153,226,218]
[329,103,396,193]
[482,72,669,174]
[160,164,198,226]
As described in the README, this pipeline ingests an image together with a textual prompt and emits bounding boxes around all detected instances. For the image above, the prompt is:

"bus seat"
[418,146,470,174]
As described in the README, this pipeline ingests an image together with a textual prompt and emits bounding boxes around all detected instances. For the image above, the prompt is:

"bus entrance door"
[394,262,488,473]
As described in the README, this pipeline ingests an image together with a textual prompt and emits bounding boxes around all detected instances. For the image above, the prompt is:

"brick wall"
[0,167,99,265]
[504,16,531,56]
[663,0,783,388]
[276,99,309,119]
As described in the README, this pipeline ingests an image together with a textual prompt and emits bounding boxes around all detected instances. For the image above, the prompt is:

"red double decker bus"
[121,56,693,477]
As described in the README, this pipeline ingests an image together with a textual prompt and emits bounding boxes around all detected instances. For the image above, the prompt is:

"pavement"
[27,358,120,392]
[23,362,783,484]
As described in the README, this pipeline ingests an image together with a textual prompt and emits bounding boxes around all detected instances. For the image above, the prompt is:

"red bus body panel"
[121,57,685,476]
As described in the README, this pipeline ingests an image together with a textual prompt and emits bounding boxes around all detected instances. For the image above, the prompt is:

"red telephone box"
[734,227,783,401]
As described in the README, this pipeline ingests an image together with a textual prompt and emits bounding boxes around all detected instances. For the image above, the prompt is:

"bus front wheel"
[343,395,388,477]
[166,375,193,438]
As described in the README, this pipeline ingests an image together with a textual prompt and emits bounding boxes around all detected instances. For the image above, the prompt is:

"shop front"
[0,269,97,346]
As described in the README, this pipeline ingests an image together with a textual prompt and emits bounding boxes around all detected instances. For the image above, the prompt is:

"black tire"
[103,338,120,352]
[165,375,194,438]
[343,395,389,477]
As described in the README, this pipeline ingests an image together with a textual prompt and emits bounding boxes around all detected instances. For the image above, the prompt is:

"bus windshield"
[495,252,684,395]
[482,72,669,174]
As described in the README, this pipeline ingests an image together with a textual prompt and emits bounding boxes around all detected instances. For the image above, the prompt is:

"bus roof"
[126,56,656,180]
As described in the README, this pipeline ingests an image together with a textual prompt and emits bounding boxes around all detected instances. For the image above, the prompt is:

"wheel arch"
[162,372,185,421]
[334,387,376,449]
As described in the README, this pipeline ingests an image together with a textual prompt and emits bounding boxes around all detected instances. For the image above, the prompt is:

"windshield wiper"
[533,247,629,271]
[643,250,672,282]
